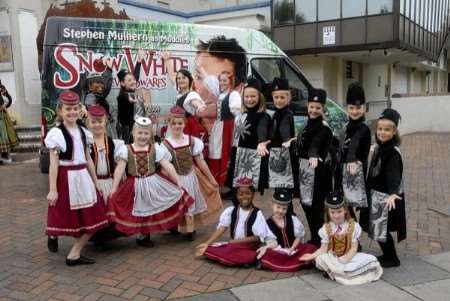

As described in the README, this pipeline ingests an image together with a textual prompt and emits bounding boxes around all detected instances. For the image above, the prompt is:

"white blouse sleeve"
[113,139,128,161]
[183,91,204,115]
[154,143,172,162]
[191,137,204,156]
[202,75,220,97]
[44,128,66,152]
[252,211,273,243]
[81,127,94,145]
[318,225,329,244]
[292,216,305,239]
[229,91,242,116]
[217,207,234,228]
[352,223,362,242]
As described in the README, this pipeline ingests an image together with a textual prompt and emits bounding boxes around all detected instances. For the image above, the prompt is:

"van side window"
[250,58,309,115]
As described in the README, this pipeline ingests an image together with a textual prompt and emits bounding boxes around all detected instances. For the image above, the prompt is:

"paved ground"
[0,133,449,300]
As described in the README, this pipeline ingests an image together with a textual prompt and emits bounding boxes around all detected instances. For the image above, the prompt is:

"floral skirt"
[0,110,18,153]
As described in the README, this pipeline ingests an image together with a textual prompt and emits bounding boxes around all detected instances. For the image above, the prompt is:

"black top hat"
[346,83,366,106]
[272,77,289,91]
[244,77,262,92]
[308,88,327,104]
[272,188,293,205]
[379,108,401,126]
[325,191,345,209]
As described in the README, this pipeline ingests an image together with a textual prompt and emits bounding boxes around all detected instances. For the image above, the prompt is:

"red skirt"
[46,165,108,237]
[106,174,194,236]
[204,242,257,266]
[261,243,317,272]
[209,119,234,186]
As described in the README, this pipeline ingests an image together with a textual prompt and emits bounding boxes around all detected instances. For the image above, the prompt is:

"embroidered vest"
[266,216,295,248]
[90,136,115,177]
[58,124,87,161]
[126,144,156,177]
[326,220,355,257]
[230,206,259,239]
[163,136,194,176]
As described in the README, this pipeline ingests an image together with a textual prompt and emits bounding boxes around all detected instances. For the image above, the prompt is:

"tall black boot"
[378,233,400,268]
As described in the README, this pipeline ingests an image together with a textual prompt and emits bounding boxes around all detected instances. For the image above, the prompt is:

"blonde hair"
[241,87,266,113]
[132,123,154,144]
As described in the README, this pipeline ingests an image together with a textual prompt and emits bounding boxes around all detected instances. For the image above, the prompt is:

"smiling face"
[272,90,291,109]
[376,119,396,143]
[169,117,185,136]
[307,102,324,119]
[346,104,366,120]
[121,73,137,91]
[132,126,152,147]
[59,103,80,125]
[328,207,346,225]
[243,87,260,109]
[176,72,191,92]
[87,116,107,136]
[219,72,232,93]
[272,202,289,219]
[89,79,105,95]
[236,187,254,209]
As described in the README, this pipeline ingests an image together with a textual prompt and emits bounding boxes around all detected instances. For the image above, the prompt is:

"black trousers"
[378,232,399,260]
[302,200,325,247]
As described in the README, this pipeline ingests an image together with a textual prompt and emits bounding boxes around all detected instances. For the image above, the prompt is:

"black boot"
[47,236,58,253]
[186,231,196,241]
[136,234,154,248]
[378,233,400,268]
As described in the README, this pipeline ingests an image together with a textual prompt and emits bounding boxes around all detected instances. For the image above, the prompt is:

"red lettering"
[141,51,155,76]
[54,43,79,89]
[123,47,134,74]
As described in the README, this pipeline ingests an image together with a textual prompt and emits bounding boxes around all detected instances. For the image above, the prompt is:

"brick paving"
[0,133,449,300]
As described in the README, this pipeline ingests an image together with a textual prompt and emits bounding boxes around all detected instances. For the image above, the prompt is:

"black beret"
[346,83,366,106]
[308,88,327,104]
[379,108,401,126]
[272,77,289,91]
[272,188,293,204]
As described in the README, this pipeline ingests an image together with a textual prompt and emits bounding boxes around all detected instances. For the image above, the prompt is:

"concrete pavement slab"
[300,272,341,290]
[403,279,450,301]
[176,290,239,301]
[381,254,450,287]
[231,278,328,301]
[321,280,420,301]
[421,252,450,273]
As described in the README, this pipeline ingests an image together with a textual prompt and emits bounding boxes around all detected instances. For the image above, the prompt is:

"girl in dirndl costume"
[257,188,317,272]
[360,108,406,268]
[227,77,271,196]
[107,116,194,247]
[196,178,275,267]
[162,106,221,241]
[87,105,127,202]
[45,90,108,266]
[0,83,18,163]
[206,71,242,186]
[300,191,383,285]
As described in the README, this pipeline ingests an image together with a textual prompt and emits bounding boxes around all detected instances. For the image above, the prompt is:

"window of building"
[368,0,393,15]
[318,0,340,21]
[295,0,317,23]
[273,0,295,25]
[342,0,366,18]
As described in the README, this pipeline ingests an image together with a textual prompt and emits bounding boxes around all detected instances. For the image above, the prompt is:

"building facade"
[272,0,450,120]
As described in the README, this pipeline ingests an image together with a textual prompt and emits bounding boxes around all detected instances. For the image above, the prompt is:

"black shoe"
[186,231,196,241]
[47,236,58,253]
[65,255,96,266]
[136,235,154,248]
[377,255,400,268]
[168,228,180,235]
[255,260,262,270]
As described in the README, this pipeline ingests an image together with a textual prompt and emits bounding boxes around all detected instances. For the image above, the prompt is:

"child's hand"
[195,243,209,257]
[384,194,402,211]
[299,253,314,262]
[309,157,318,169]
[338,256,349,264]
[282,139,294,149]
[347,161,361,176]
[109,186,117,199]
[256,246,269,259]
[211,178,219,188]
[194,101,207,113]
[257,141,270,156]
[47,191,58,206]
